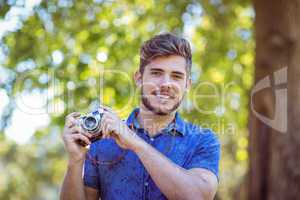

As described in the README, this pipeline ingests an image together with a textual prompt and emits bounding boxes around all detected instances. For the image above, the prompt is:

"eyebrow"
[150,68,185,76]
[150,68,164,72]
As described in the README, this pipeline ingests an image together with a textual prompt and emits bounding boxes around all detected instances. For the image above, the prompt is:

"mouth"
[152,91,175,100]
[156,94,171,99]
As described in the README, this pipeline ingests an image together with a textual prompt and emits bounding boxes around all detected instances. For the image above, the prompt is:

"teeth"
[157,94,170,99]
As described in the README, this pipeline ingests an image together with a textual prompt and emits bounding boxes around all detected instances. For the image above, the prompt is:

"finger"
[69,126,82,134]
[100,116,112,139]
[101,121,110,139]
[105,119,119,139]
[99,105,115,114]
[104,123,111,137]
[66,118,77,128]
[66,112,81,119]
[99,113,108,135]
[65,112,81,124]
[71,134,91,145]
[102,131,110,139]
[69,126,93,138]
[81,130,93,139]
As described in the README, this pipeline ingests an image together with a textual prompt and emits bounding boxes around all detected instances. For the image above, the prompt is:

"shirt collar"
[126,107,187,136]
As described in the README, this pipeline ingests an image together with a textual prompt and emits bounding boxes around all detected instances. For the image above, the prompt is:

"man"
[60,33,220,200]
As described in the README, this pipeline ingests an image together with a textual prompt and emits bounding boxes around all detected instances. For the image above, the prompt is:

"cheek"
[173,82,186,93]
[142,84,155,95]
[142,81,159,92]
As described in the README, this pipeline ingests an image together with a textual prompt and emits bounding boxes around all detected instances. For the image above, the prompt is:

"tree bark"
[249,0,300,199]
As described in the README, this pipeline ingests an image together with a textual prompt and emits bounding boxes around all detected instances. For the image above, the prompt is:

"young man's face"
[135,55,191,115]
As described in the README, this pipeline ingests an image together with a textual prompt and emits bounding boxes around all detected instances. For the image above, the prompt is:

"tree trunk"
[249,0,300,200]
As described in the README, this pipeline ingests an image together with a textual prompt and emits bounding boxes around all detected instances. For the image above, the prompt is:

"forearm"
[60,160,86,200]
[134,141,206,200]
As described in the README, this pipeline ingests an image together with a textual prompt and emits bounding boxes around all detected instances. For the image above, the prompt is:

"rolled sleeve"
[185,130,221,180]
[83,144,100,189]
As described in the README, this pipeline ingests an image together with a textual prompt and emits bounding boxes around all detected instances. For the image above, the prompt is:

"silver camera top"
[79,107,105,134]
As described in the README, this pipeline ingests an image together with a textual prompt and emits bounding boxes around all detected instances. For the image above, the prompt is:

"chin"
[148,102,179,115]
[151,108,172,115]
[142,93,182,115]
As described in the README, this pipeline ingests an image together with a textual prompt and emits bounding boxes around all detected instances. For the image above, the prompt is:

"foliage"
[0,0,254,199]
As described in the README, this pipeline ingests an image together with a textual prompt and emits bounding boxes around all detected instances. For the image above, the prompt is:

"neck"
[137,104,176,137]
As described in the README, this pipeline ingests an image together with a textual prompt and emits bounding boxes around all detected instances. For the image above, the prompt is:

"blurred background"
[0,0,299,199]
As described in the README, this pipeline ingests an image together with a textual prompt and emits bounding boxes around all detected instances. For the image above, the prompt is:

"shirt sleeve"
[83,144,100,189]
[184,129,221,181]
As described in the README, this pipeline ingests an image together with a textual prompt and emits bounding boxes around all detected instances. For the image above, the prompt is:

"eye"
[151,71,161,76]
[172,74,183,80]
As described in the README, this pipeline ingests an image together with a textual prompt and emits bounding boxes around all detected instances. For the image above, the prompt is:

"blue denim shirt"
[83,108,220,200]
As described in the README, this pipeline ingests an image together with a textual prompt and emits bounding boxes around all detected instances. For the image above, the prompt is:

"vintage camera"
[77,108,105,146]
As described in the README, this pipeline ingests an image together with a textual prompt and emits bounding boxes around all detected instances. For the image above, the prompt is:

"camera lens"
[84,116,98,130]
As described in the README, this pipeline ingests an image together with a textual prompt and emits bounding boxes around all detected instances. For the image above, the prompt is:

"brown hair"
[139,33,192,75]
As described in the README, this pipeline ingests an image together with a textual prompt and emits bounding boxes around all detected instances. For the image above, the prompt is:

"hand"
[99,106,144,151]
[62,112,93,164]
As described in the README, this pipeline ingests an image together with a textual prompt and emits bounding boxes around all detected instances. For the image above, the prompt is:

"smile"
[156,94,171,99]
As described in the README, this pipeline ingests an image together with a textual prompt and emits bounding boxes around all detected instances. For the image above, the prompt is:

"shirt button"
[144,182,149,186]
[150,138,154,141]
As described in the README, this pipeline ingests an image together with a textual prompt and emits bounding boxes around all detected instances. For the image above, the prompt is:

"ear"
[134,70,142,87]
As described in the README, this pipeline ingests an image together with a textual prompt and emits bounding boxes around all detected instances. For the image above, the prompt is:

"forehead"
[146,55,187,74]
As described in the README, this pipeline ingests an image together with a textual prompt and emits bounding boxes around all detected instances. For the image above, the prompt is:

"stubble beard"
[141,86,183,116]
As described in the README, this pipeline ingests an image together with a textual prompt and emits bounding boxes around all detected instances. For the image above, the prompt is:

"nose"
[160,74,172,89]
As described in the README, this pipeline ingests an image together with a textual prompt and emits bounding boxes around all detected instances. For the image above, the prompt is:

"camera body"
[78,108,105,145]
